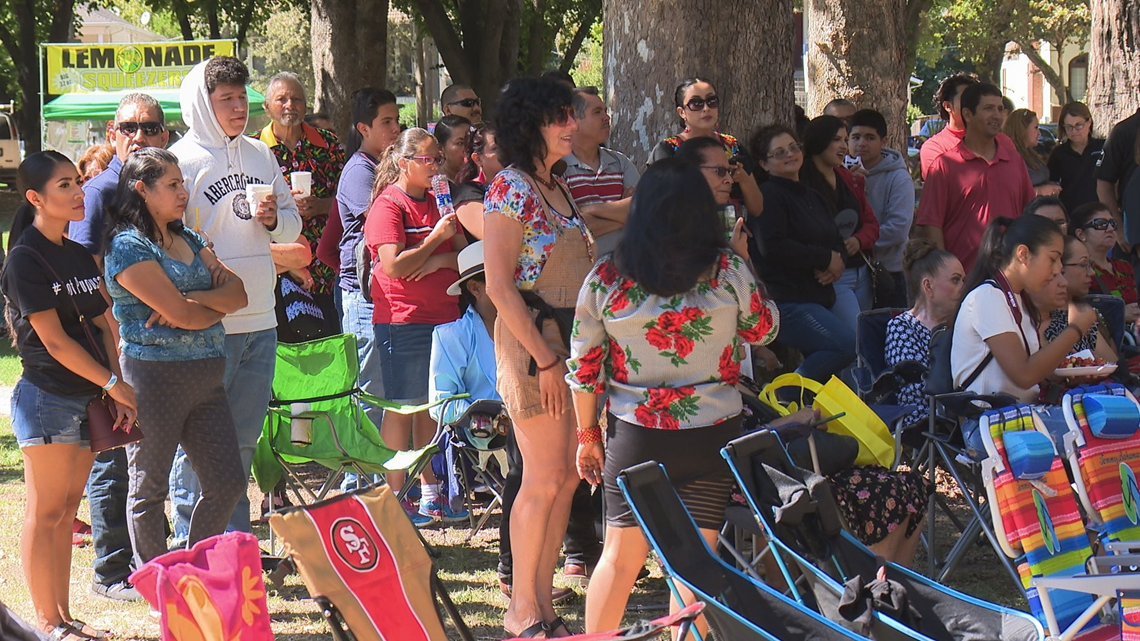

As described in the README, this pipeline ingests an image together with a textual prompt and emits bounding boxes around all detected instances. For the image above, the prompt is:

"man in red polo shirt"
[916,82,1035,271]
[919,73,978,179]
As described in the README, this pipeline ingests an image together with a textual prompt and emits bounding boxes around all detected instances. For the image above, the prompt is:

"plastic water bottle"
[431,174,455,217]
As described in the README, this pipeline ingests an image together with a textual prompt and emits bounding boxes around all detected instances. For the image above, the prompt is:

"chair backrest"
[1085,294,1125,352]
[1060,384,1140,542]
[272,333,361,403]
[926,324,955,397]
[616,461,868,641]
[980,405,1100,635]
[857,308,908,378]
[269,486,450,641]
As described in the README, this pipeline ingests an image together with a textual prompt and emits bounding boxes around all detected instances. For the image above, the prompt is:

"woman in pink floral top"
[566,159,778,634]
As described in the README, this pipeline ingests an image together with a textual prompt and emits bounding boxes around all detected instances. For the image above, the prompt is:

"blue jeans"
[961,405,1070,461]
[775,300,857,383]
[374,322,434,404]
[832,264,872,332]
[169,329,277,543]
[341,288,384,489]
[87,448,133,585]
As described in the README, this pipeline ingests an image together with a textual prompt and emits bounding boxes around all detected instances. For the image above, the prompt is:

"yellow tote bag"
[759,373,895,468]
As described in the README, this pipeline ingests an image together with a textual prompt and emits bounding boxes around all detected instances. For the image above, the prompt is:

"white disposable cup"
[290,402,312,446]
[246,183,274,206]
[291,171,312,197]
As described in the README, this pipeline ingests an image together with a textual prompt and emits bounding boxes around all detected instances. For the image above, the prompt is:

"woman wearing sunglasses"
[648,77,763,218]
[484,76,595,639]
[1071,201,1140,324]
[363,127,468,526]
[746,124,856,382]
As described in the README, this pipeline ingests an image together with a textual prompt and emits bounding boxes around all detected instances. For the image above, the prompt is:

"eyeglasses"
[1063,120,1090,133]
[407,154,444,166]
[117,121,164,136]
[767,142,804,160]
[700,165,736,178]
[447,98,481,109]
[684,95,720,112]
[1063,260,1093,272]
[553,105,575,126]
[1082,218,1118,231]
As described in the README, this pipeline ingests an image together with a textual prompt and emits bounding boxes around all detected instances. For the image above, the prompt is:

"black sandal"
[545,616,572,636]
[505,621,549,638]
[65,620,111,640]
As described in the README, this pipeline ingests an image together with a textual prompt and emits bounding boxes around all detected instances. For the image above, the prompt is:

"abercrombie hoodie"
[172,61,302,335]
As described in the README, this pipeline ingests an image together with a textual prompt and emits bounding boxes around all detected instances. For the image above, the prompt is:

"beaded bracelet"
[576,425,603,445]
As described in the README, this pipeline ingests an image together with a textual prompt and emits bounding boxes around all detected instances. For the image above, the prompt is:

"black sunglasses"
[684,95,720,112]
[1082,218,1118,231]
[117,121,164,136]
[447,98,481,108]
[700,165,735,178]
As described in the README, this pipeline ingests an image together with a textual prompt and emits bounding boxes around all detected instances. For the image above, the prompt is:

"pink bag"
[130,532,273,641]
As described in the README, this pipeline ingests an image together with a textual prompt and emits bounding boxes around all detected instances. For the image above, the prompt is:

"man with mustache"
[252,72,345,337]
[915,82,1036,272]
[69,92,169,603]
[562,87,639,257]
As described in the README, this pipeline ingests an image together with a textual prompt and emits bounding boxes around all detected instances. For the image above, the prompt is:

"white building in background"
[76,6,166,44]
[1000,40,1088,123]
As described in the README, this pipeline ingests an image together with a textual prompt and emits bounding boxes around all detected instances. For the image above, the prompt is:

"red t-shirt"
[915,135,1036,272]
[363,185,460,324]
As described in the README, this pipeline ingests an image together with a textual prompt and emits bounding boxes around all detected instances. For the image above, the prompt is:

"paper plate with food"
[1054,350,1117,378]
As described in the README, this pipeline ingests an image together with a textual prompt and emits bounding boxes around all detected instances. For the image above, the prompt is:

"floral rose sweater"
[566,250,779,429]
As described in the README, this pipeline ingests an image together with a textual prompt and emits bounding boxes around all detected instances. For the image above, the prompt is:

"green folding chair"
[252,333,466,508]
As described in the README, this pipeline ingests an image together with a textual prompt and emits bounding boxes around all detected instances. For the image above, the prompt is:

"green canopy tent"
[42,87,266,123]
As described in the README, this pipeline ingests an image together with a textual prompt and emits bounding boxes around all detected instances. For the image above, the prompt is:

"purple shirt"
[336,150,377,291]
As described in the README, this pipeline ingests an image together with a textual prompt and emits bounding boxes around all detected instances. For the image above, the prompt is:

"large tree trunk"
[604,0,795,167]
[311,0,389,139]
[1087,0,1140,138]
[806,0,909,149]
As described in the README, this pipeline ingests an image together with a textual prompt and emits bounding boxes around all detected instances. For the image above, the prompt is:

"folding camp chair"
[251,333,463,507]
[617,461,934,640]
[439,398,509,541]
[1060,384,1140,548]
[920,324,1022,588]
[979,404,1140,639]
[721,429,1046,641]
[1086,295,1127,355]
[268,484,474,641]
[508,603,705,641]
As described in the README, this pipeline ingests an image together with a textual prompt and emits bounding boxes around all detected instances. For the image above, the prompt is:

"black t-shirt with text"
[1,226,107,397]
[1097,109,1140,195]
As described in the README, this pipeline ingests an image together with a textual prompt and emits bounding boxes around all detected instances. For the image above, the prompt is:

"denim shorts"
[374,322,435,403]
[11,378,94,448]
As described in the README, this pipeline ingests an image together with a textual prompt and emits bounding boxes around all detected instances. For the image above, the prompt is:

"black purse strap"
[959,352,994,392]
[7,245,108,366]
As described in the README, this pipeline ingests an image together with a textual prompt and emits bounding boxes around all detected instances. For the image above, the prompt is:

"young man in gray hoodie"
[168,56,302,540]
[849,109,915,308]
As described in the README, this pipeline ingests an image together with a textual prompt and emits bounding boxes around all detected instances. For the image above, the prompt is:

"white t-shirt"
[951,284,1041,403]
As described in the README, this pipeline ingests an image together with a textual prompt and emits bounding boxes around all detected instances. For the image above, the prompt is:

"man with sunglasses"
[440,83,482,124]
[68,92,168,604]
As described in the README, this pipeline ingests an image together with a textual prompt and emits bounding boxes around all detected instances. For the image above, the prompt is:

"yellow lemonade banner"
[44,40,234,94]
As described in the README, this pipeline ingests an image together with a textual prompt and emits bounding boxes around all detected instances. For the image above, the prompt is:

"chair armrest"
[358,392,470,415]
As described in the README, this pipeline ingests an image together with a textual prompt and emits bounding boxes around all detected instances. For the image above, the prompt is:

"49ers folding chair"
[269,485,473,641]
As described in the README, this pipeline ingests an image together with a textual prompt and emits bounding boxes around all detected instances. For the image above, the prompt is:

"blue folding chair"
[853,309,928,461]
[617,461,936,640]
[721,429,1046,641]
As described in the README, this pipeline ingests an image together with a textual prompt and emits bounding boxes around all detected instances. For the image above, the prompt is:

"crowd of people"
[3,53,1140,639]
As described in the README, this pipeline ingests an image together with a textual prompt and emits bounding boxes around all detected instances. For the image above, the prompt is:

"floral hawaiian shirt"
[566,250,779,429]
[484,167,594,290]
[252,122,346,296]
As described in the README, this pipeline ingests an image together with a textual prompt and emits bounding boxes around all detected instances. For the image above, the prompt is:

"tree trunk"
[311,0,388,138]
[604,0,795,167]
[1015,39,1072,106]
[0,0,77,154]
[1087,0,1140,138]
[903,0,933,74]
[976,40,1006,86]
[806,0,909,149]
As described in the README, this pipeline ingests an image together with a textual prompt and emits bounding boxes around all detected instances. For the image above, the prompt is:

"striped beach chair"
[980,404,1140,640]
[1061,384,1140,547]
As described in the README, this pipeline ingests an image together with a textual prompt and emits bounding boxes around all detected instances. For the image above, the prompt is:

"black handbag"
[275,274,328,343]
[860,251,895,303]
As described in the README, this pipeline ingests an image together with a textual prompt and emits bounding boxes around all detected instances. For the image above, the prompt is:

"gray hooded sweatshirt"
[172,60,301,335]
[862,147,915,272]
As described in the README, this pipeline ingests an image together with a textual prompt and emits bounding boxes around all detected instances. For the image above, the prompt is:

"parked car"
[0,109,20,186]
[1037,124,1059,155]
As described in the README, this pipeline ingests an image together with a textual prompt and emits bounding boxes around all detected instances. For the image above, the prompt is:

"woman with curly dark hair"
[484,76,594,638]
[647,77,762,218]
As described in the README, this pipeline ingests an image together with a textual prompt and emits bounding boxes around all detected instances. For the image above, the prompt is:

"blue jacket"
[71,155,122,255]
[428,306,498,423]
